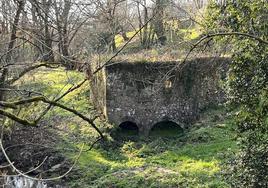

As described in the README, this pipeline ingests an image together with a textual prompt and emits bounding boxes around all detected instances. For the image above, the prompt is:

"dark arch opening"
[150,121,184,137]
[119,121,139,134]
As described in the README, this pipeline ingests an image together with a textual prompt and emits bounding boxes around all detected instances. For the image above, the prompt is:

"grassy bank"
[68,108,237,188]
[17,68,237,188]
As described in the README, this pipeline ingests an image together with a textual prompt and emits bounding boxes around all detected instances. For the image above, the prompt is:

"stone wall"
[90,57,230,135]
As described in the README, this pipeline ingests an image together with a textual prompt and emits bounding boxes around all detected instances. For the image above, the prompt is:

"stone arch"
[119,121,139,132]
[149,120,184,136]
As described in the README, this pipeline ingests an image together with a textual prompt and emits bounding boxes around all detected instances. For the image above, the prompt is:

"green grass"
[18,68,89,105]
[19,69,237,188]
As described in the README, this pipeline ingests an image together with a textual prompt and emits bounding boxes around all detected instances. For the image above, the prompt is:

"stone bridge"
[89,57,230,135]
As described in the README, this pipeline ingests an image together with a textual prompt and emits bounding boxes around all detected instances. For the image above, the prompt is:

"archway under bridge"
[149,121,184,137]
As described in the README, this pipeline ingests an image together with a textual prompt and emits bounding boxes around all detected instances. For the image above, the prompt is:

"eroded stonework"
[89,57,230,135]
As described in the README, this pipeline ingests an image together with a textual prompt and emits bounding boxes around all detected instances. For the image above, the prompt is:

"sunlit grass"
[69,122,236,187]
[180,28,201,40]
[115,31,137,48]
[17,68,90,112]
[114,25,201,50]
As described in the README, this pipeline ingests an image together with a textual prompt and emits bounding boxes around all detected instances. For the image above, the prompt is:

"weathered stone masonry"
[89,57,230,135]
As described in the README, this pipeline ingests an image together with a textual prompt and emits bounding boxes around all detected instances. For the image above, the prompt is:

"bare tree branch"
[0,96,104,138]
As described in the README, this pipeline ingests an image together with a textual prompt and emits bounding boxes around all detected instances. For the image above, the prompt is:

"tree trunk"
[0,0,25,101]
[55,0,72,68]
[42,0,54,62]
[30,2,41,59]
[61,0,71,58]
[153,0,166,45]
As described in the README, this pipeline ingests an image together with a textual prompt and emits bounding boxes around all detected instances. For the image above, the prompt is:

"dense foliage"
[205,0,268,187]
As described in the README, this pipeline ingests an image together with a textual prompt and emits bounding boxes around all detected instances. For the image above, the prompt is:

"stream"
[4,176,64,188]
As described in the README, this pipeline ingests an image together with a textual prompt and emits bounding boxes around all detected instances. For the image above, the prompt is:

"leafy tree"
[205,0,268,187]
